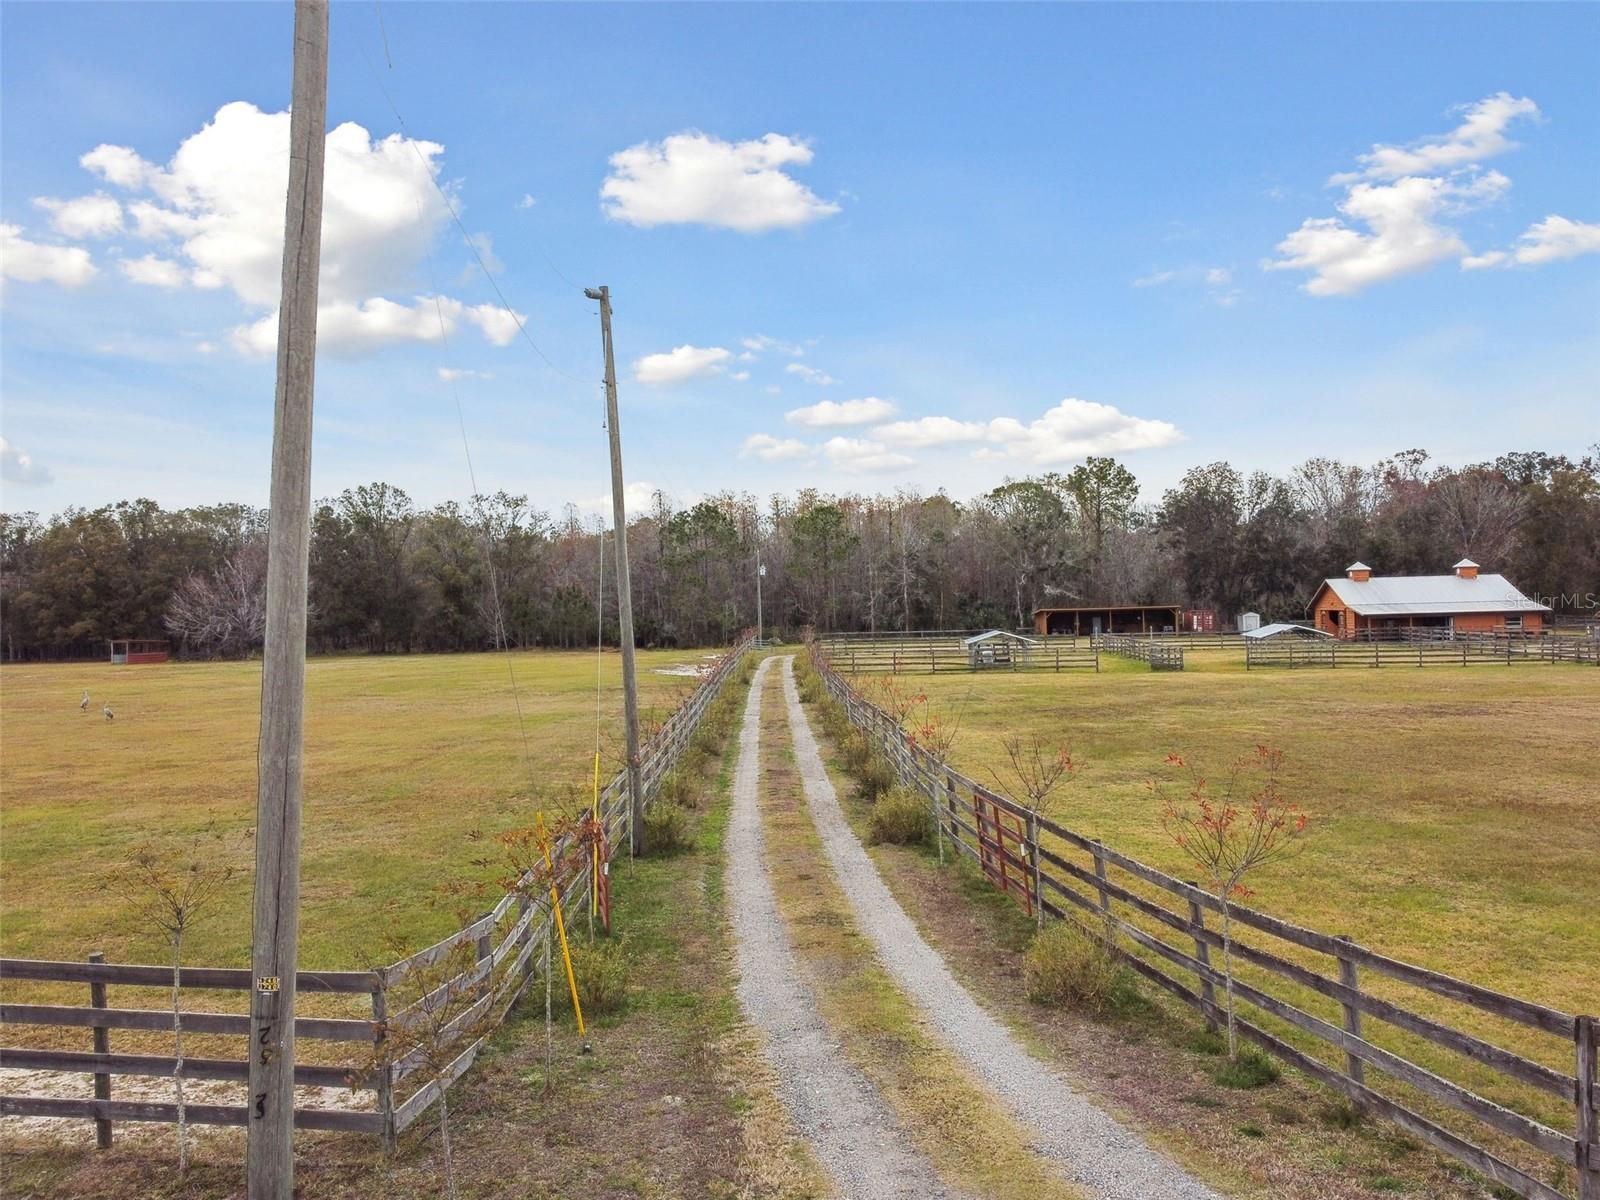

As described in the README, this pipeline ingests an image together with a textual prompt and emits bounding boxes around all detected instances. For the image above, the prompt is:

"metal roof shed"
[962,629,1039,668]
[1243,623,1333,640]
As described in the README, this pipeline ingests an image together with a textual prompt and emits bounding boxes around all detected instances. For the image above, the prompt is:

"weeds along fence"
[1097,633,1186,671]
[807,645,1599,1200]
[0,634,758,1150]
[815,633,1099,675]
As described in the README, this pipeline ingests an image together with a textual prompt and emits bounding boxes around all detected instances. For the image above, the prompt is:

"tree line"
[2,447,1596,661]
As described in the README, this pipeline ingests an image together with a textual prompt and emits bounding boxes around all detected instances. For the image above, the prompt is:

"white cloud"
[1133,265,1239,305]
[518,193,537,209]
[229,296,525,356]
[72,101,517,354]
[119,254,186,288]
[80,144,149,188]
[1265,93,1591,295]
[462,231,502,275]
[985,398,1183,464]
[785,397,897,427]
[632,344,732,385]
[731,370,750,381]
[785,362,839,386]
[1132,269,1178,288]
[0,222,96,287]
[600,131,840,232]
[1268,171,1509,296]
[823,437,915,473]
[577,480,672,520]
[0,437,52,486]
[196,340,218,354]
[1332,93,1539,184]
[438,367,492,382]
[740,433,811,462]
[741,333,804,357]
[32,192,123,238]
[1480,214,1600,267]
[868,398,1181,465]
[873,415,988,448]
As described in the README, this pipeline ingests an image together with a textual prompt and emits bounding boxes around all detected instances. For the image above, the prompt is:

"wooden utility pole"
[585,285,644,855]
[247,2,327,1195]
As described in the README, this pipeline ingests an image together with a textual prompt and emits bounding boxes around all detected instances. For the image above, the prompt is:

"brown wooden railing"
[810,642,1599,1200]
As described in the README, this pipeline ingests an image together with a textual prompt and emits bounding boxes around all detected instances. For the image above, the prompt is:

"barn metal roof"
[1316,573,1550,616]
[1243,623,1332,639]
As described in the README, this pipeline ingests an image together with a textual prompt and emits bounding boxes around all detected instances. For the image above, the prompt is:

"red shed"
[109,638,170,665]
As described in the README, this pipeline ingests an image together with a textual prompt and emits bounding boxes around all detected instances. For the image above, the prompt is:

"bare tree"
[164,542,268,658]
[1153,747,1309,1059]
[106,822,244,1173]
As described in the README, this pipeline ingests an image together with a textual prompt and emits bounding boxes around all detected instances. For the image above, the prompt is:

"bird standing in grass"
[103,703,115,723]
[79,690,90,713]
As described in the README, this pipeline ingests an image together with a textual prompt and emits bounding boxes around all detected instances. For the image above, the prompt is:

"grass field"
[0,649,707,971]
[898,652,1599,1024]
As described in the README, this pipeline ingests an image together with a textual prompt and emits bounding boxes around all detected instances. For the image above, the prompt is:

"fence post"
[1335,936,1367,1104]
[371,968,395,1154]
[1186,890,1218,1032]
[1578,1014,1598,1200]
[475,918,493,1002]
[1028,811,1043,929]
[87,950,112,1149]
[943,770,959,862]
[1091,840,1112,936]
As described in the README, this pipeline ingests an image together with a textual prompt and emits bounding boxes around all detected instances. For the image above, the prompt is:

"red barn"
[1307,561,1549,639]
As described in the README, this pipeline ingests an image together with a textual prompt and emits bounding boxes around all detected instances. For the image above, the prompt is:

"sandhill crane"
[79,690,90,713]
[102,703,115,723]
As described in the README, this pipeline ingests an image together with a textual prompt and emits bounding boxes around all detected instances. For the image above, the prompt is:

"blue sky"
[2,2,1597,517]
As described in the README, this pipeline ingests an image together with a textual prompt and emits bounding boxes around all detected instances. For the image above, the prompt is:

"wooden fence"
[815,634,1098,676]
[0,634,758,1150]
[1097,633,1186,670]
[1247,637,1598,669]
[810,644,1599,1200]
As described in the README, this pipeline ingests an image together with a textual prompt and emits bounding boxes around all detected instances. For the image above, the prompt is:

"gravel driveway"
[726,657,960,1200]
[778,656,1224,1200]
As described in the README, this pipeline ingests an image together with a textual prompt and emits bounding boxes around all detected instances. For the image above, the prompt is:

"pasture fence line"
[1247,636,1598,670]
[807,641,1599,1200]
[0,633,759,1151]
[1097,633,1186,671]
[814,632,1098,676]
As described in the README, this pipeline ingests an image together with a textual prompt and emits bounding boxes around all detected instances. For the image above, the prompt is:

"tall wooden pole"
[248,3,327,1195]
[585,286,644,855]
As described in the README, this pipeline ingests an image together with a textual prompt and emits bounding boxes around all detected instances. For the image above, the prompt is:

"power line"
[354,37,592,385]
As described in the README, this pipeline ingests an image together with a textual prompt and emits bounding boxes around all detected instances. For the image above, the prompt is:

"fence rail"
[809,642,1599,1200]
[815,634,1097,675]
[0,634,759,1151]
[1097,633,1186,670]
[1247,637,1598,669]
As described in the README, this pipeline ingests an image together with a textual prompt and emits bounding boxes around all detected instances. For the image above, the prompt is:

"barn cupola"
[1453,558,1480,580]
[1345,561,1372,582]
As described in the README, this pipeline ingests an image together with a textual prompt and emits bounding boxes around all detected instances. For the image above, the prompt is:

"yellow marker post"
[537,812,586,1042]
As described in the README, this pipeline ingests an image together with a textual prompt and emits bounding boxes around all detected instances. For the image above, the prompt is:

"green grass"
[868,650,1598,1153]
[0,648,701,970]
[910,653,1598,1023]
